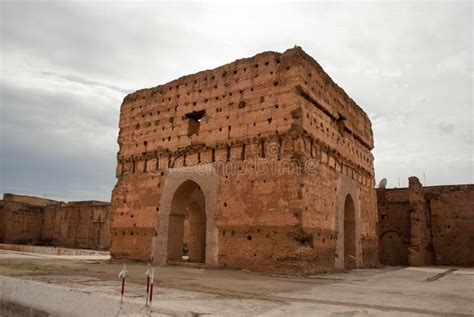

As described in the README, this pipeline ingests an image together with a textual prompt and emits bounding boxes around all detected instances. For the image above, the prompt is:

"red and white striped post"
[141,263,154,316]
[116,264,128,316]
[145,263,151,306]
[149,266,154,306]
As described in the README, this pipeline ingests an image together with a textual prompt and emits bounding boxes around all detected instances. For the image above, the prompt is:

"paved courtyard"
[0,249,473,316]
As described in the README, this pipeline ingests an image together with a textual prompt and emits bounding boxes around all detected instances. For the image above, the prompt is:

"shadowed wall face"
[377,180,474,266]
[344,194,356,269]
[187,202,206,262]
[167,180,206,263]
[380,231,408,265]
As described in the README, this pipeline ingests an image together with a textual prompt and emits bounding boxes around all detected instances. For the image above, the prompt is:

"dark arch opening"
[380,231,408,265]
[344,194,356,269]
[167,180,206,263]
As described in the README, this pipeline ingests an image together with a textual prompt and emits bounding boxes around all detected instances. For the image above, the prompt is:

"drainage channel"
[426,268,457,282]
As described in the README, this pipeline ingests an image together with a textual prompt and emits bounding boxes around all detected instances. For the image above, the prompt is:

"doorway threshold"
[167,261,205,268]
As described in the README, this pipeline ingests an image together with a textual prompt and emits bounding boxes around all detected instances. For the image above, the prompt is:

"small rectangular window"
[185,110,205,136]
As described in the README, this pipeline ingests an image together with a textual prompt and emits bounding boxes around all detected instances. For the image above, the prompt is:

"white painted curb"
[0,275,188,316]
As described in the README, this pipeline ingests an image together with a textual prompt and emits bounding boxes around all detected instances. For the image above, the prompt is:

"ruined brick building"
[378,177,474,266]
[0,193,110,250]
[110,47,378,274]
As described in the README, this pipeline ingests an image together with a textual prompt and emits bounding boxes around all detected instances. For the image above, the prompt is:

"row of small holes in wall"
[250,178,279,187]
[130,118,275,140]
[221,228,276,240]
[303,60,356,108]
[132,117,281,147]
[307,113,334,136]
[128,73,286,121]
[221,229,320,248]
[306,113,371,165]
[312,74,371,133]
[303,68,370,135]
[129,116,278,147]
[131,103,281,133]
[155,59,286,97]
[302,63,355,104]
[130,84,281,120]
[113,230,156,237]
[157,77,281,102]
[128,76,278,112]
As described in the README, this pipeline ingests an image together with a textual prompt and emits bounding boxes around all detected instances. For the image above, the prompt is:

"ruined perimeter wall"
[424,184,474,265]
[0,199,45,245]
[42,201,111,250]
[377,180,474,266]
[110,47,377,274]
[0,194,111,250]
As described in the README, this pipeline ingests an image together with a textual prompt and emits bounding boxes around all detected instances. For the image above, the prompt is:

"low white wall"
[0,244,109,256]
[0,276,182,317]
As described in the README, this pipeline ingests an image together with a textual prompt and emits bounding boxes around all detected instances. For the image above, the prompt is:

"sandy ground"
[0,249,473,316]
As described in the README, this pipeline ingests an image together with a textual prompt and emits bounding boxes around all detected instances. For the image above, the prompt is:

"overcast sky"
[0,1,472,201]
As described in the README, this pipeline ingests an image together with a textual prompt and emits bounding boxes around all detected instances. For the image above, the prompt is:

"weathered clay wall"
[296,49,377,269]
[0,200,44,244]
[110,47,377,274]
[2,193,58,206]
[42,201,111,250]
[0,194,111,250]
[377,180,473,266]
[377,188,410,265]
[0,201,7,242]
[407,177,433,266]
[110,172,161,260]
[425,185,474,265]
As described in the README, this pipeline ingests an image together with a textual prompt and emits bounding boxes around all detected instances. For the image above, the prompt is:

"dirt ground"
[0,250,473,316]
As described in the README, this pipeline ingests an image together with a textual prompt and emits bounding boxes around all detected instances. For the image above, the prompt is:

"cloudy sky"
[1,1,472,201]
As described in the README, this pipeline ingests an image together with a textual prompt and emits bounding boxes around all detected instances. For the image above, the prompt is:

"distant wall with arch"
[377,177,474,266]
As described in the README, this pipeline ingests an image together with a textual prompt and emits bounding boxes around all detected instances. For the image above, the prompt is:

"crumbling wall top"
[2,193,61,206]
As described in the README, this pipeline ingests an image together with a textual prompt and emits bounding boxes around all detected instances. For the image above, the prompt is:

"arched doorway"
[344,194,357,269]
[380,231,408,265]
[167,180,206,263]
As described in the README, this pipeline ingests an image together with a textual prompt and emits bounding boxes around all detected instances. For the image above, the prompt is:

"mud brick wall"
[0,200,44,244]
[2,193,58,206]
[110,47,378,274]
[425,185,474,265]
[0,194,111,250]
[0,201,5,242]
[407,177,433,266]
[377,180,473,266]
[43,201,111,250]
[377,188,410,265]
[110,172,161,260]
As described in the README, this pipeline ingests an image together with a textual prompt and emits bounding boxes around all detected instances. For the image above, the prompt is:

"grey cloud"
[436,122,455,135]
[39,71,130,95]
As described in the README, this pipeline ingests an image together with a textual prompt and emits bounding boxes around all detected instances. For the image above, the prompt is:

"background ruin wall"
[377,179,474,266]
[110,47,378,274]
[42,201,111,250]
[425,184,474,265]
[0,194,111,250]
[0,196,46,245]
